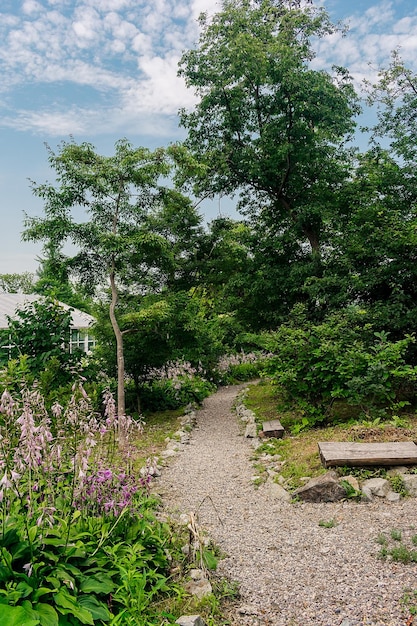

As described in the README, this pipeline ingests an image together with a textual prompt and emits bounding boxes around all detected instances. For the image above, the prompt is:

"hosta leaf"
[0,602,39,626]
[34,603,59,626]
[54,589,94,625]
[33,587,55,602]
[79,575,115,594]
[78,595,112,621]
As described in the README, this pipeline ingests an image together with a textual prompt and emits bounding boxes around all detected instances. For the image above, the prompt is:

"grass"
[130,408,185,467]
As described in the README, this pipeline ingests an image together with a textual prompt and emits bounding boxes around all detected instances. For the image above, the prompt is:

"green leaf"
[33,603,59,626]
[54,589,94,625]
[0,602,40,626]
[78,595,112,621]
[79,575,115,595]
[33,587,56,602]
[16,581,34,598]
[203,549,218,571]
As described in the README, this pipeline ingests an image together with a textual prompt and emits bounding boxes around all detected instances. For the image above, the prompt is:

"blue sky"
[1,0,417,275]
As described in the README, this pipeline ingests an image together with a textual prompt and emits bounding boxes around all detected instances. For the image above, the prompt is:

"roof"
[0,294,95,330]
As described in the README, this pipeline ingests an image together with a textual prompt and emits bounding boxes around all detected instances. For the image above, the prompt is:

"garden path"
[156,384,417,626]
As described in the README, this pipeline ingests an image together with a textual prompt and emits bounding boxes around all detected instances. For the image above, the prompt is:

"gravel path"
[155,385,417,626]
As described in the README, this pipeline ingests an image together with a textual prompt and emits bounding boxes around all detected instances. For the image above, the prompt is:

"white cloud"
[22,0,43,15]
[0,0,416,137]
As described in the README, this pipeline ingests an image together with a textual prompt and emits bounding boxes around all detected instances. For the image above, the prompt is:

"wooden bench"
[318,441,417,468]
[262,420,285,438]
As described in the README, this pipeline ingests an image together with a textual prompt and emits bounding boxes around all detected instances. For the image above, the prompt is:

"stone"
[184,578,212,599]
[386,491,401,502]
[166,440,183,451]
[386,466,410,476]
[361,477,391,500]
[294,472,346,502]
[176,616,207,626]
[160,449,177,458]
[267,482,292,502]
[401,474,417,496]
[244,422,258,438]
[240,409,256,423]
[189,568,205,580]
[237,604,260,615]
[251,438,262,450]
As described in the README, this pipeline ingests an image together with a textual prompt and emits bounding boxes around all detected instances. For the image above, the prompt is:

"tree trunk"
[109,270,125,417]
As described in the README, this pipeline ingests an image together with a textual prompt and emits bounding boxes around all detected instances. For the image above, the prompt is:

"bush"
[264,306,417,424]
[130,361,216,413]
[213,351,273,385]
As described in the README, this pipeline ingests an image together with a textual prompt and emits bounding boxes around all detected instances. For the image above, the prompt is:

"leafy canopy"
[179,0,360,253]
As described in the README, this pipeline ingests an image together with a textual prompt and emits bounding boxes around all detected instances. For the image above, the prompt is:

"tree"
[178,0,359,259]
[0,272,35,293]
[369,50,417,165]
[23,139,196,416]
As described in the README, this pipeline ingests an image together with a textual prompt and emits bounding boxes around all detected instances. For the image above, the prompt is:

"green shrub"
[0,385,184,624]
[136,376,215,412]
[264,306,417,425]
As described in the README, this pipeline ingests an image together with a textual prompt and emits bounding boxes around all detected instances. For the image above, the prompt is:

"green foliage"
[213,351,271,385]
[179,0,359,263]
[0,273,35,294]
[0,385,186,625]
[388,475,408,498]
[135,371,215,413]
[264,306,417,424]
[339,480,362,501]
[318,519,337,528]
[6,297,72,366]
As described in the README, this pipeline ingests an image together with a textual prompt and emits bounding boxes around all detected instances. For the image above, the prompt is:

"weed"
[391,529,403,541]
[338,466,387,481]
[340,479,363,500]
[378,546,388,559]
[390,545,417,564]
[389,475,409,497]
[375,529,417,566]
[318,518,337,528]
[402,590,417,616]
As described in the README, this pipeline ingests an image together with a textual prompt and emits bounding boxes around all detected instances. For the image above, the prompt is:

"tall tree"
[369,50,417,165]
[23,139,195,416]
[0,272,35,293]
[178,0,360,259]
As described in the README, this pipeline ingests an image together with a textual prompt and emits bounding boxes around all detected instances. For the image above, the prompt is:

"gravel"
[155,385,417,626]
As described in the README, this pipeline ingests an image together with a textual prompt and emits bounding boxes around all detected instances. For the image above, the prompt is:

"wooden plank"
[262,420,284,438]
[318,441,417,468]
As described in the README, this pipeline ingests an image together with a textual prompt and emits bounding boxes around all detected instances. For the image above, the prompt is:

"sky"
[1,0,417,275]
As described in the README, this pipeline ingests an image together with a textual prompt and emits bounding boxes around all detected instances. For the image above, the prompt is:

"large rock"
[294,472,346,502]
[400,474,417,496]
[267,481,292,502]
[176,616,207,626]
[244,422,258,438]
[361,477,391,500]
